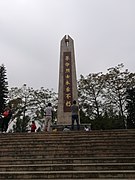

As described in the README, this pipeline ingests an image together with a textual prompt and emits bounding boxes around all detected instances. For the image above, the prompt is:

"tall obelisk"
[57,35,78,125]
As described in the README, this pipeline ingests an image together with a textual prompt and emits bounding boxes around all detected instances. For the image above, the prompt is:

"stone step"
[0,138,134,143]
[0,138,134,146]
[0,129,134,179]
[0,170,135,179]
[0,130,135,136]
[0,157,135,165]
[0,163,135,171]
[0,152,134,159]
[2,179,130,180]
[0,133,135,142]
[0,141,134,149]
[0,142,135,149]
[0,146,134,154]
[0,130,135,139]
[0,139,135,147]
[0,148,133,157]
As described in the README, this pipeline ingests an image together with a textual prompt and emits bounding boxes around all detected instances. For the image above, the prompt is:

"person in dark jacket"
[1,107,12,133]
[71,100,80,130]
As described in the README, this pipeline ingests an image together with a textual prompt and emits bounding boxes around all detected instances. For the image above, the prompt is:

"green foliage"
[80,109,90,124]
[8,84,58,132]
[89,116,124,130]
[126,88,135,128]
[6,63,135,131]
[78,64,135,130]
[13,115,30,132]
[78,72,106,119]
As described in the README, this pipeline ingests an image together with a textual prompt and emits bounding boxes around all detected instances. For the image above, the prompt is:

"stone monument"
[57,35,78,125]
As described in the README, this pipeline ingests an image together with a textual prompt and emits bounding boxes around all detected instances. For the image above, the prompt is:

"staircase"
[0,129,135,179]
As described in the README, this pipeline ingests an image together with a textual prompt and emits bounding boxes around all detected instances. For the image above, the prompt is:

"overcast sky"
[0,0,135,91]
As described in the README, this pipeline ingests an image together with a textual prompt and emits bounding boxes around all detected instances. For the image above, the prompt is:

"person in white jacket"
[44,103,53,132]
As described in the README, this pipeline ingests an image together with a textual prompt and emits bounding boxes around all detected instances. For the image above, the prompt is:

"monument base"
[51,124,89,131]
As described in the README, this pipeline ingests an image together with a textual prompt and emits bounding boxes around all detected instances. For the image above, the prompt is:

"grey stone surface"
[57,35,78,125]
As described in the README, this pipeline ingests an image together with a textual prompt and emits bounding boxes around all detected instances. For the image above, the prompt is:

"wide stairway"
[0,129,135,179]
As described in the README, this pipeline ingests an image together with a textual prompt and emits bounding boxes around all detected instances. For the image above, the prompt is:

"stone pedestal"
[57,35,78,125]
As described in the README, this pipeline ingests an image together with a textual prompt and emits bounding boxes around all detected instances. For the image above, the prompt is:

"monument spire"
[57,35,78,125]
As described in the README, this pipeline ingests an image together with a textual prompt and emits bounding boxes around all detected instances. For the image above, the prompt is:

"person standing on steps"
[31,121,37,132]
[44,103,53,132]
[1,106,12,133]
[71,100,80,130]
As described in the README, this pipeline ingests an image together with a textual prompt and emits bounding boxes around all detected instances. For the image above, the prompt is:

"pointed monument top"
[61,35,73,47]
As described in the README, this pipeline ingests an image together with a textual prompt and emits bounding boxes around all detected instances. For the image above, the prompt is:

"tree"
[104,64,135,128]
[0,64,8,114]
[8,85,57,132]
[78,64,135,130]
[126,87,135,129]
[78,72,106,120]
[13,115,30,132]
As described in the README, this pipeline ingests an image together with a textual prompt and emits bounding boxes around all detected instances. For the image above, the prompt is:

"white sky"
[0,0,135,91]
